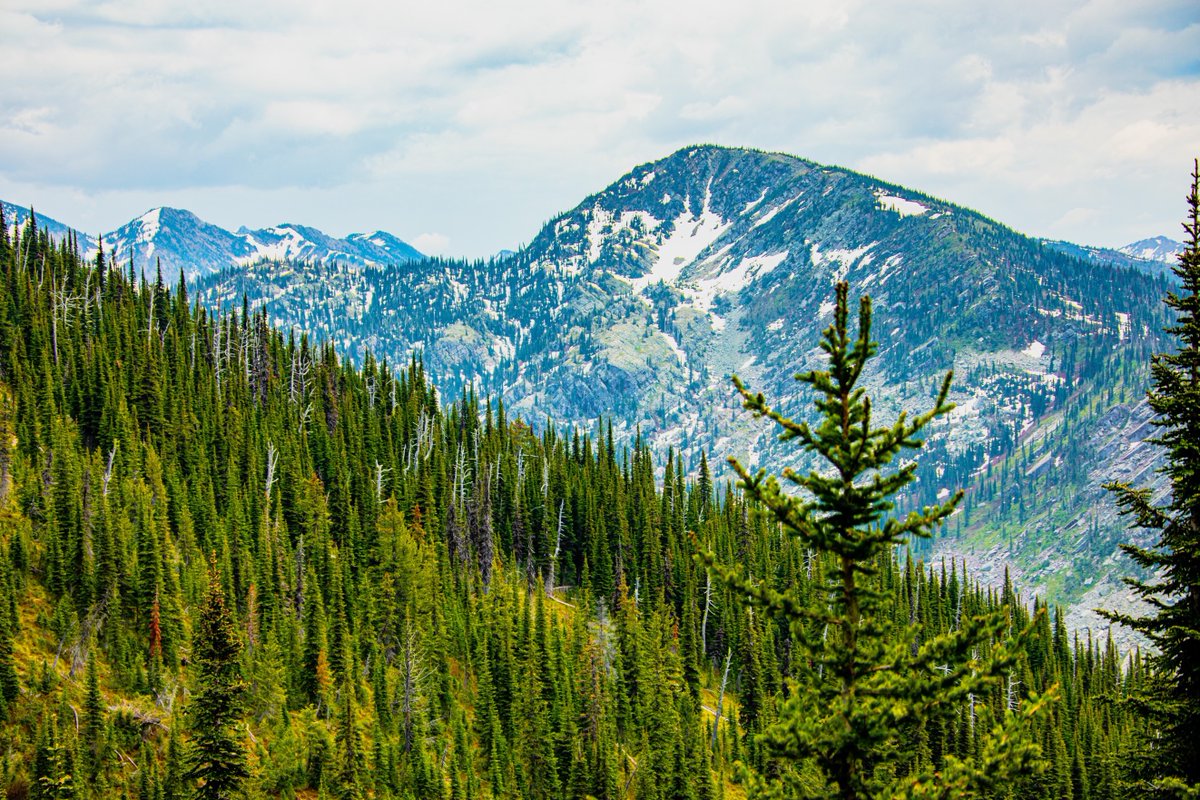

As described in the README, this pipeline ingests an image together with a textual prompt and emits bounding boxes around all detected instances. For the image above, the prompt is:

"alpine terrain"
[0,201,424,283]
[185,146,1176,632]
[0,146,1195,800]
[2,147,1182,629]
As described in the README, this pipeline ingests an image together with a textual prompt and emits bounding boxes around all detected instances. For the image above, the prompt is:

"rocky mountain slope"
[185,146,1175,632]
[0,200,423,282]
[0,202,89,249]
[6,148,1178,631]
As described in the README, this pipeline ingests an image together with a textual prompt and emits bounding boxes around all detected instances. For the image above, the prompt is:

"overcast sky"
[1,0,1198,258]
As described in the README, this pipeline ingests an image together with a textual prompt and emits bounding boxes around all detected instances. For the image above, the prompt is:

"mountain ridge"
[1,146,1181,634]
[0,200,425,282]
[180,144,1172,639]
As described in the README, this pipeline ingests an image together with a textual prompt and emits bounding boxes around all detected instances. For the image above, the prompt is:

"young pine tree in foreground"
[702,281,1054,800]
[1105,160,1200,797]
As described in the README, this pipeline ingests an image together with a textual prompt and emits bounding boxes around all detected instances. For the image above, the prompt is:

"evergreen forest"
[0,202,1180,799]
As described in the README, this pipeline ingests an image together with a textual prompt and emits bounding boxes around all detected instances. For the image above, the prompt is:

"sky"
[1,0,1198,259]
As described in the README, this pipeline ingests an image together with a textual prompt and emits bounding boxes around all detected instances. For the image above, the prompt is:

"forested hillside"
[0,205,1153,798]
[189,146,1175,624]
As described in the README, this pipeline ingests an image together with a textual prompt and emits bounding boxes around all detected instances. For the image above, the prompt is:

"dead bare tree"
[711,648,733,749]
[455,443,468,508]
[213,316,225,390]
[289,343,312,404]
[701,570,714,659]
[264,440,279,505]
[546,499,565,595]
[50,277,81,366]
[374,460,391,503]
[145,290,156,346]
[298,402,313,434]
[399,618,429,754]
[102,442,118,498]
[1006,670,1021,712]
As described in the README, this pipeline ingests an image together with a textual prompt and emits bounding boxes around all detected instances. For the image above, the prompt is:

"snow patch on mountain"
[1115,312,1130,341]
[242,226,310,264]
[710,252,787,293]
[810,242,874,282]
[753,196,798,228]
[585,207,661,267]
[683,251,788,314]
[653,209,729,278]
[137,208,163,241]
[661,330,687,366]
[622,206,730,292]
[875,190,928,217]
[743,188,769,214]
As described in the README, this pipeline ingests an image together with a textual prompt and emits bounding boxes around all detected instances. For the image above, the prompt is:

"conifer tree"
[32,711,76,800]
[82,651,108,790]
[1104,160,1200,795]
[335,678,363,800]
[0,557,17,717]
[702,282,1052,799]
[186,559,249,800]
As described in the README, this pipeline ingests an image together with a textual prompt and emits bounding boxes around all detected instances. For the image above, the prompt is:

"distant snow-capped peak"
[1118,235,1184,264]
[0,201,426,283]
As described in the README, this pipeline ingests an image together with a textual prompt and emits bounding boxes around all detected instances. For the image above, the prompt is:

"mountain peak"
[1119,235,1183,263]
[95,210,425,282]
[186,144,1172,629]
[527,143,941,294]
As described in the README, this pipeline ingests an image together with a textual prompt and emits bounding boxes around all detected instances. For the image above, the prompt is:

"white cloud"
[0,0,1196,256]
[412,232,451,256]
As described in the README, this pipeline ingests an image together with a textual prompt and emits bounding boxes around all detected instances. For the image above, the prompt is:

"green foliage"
[186,561,249,799]
[0,554,18,717]
[0,209,1158,800]
[705,282,1052,798]
[1105,160,1200,795]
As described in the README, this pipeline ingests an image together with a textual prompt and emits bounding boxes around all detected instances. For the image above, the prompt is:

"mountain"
[8,147,1173,634]
[0,200,96,251]
[1041,238,1175,278]
[1,200,424,282]
[186,145,1173,636]
[106,207,259,280]
[1119,234,1184,263]
[104,208,425,282]
[0,191,1144,800]
[1042,235,1183,279]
